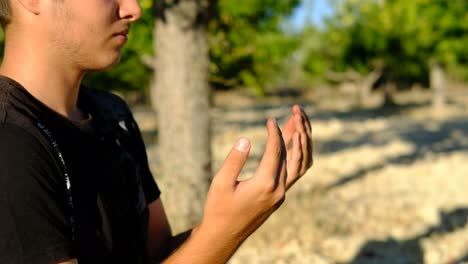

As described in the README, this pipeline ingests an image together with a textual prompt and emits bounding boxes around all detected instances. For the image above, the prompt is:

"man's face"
[45,0,141,71]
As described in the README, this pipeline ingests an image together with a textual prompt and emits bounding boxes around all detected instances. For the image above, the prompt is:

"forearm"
[162,224,244,264]
[163,229,192,258]
[149,228,193,263]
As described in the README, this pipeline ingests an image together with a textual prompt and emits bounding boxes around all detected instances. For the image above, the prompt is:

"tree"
[153,0,215,233]
[303,0,468,106]
[151,0,302,232]
[209,0,301,95]
[31,0,300,98]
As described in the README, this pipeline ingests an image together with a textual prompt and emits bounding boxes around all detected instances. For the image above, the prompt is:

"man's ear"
[15,0,41,15]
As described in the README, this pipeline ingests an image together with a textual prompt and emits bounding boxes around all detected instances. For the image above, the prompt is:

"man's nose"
[118,0,142,22]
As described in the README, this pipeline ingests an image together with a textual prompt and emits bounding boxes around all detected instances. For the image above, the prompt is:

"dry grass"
[138,85,468,264]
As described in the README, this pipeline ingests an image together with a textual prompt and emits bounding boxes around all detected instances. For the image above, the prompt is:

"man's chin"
[86,55,122,72]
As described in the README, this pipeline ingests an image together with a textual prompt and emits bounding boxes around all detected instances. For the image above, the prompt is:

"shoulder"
[0,123,50,154]
[0,126,73,264]
[0,77,16,123]
[0,123,62,187]
[0,123,56,164]
[80,87,133,121]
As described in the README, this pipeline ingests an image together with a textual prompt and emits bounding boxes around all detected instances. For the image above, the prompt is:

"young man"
[0,0,313,263]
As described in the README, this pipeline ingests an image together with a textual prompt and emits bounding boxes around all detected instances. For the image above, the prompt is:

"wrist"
[196,219,246,248]
[161,221,245,263]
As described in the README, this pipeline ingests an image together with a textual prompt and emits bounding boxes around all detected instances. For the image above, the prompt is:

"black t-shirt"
[0,76,161,263]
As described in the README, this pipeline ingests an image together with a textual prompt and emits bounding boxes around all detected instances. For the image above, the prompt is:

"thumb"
[214,137,251,188]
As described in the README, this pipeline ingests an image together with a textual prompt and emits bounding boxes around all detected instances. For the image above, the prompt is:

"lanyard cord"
[37,122,76,241]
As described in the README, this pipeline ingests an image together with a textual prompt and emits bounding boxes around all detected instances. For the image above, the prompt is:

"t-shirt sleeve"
[86,88,161,205]
[0,124,75,263]
[127,115,161,204]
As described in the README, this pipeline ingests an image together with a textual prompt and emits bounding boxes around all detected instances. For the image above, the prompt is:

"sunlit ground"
[137,84,468,264]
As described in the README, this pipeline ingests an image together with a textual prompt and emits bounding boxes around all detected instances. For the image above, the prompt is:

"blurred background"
[2,0,467,263]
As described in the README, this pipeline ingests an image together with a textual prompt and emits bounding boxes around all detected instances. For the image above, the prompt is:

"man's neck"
[0,36,86,121]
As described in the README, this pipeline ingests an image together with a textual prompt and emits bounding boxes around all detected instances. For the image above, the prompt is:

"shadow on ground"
[321,117,468,191]
[216,100,430,129]
[341,208,468,264]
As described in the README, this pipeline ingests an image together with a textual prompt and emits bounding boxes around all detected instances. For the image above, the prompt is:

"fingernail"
[270,117,277,125]
[235,138,250,152]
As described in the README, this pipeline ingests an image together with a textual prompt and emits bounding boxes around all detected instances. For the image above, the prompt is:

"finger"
[293,107,314,172]
[301,131,311,175]
[286,132,302,190]
[283,105,304,146]
[307,132,314,169]
[215,137,251,189]
[308,140,314,169]
[297,110,314,171]
[279,151,288,189]
[256,118,285,184]
[278,130,288,189]
[294,113,307,144]
[282,115,296,147]
[276,125,288,190]
[295,105,312,138]
[294,114,310,175]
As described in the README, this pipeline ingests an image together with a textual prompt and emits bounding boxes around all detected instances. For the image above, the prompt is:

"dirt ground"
[137,85,468,264]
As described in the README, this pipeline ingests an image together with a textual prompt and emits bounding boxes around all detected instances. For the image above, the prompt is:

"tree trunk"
[430,60,446,110]
[359,67,382,106]
[152,0,212,233]
[382,82,397,107]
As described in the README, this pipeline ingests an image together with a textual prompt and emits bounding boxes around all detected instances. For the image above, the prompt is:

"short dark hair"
[0,0,11,29]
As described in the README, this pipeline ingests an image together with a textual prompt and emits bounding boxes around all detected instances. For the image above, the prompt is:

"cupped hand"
[201,118,289,242]
[281,105,313,190]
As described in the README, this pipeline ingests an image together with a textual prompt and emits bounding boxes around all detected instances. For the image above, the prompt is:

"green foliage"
[304,0,468,85]
[88,0,302,94]
[301,27,339,79]
[1,0,300,95]
[2,0,467,94]
[209,0,301,95]
[86,0,302,94]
